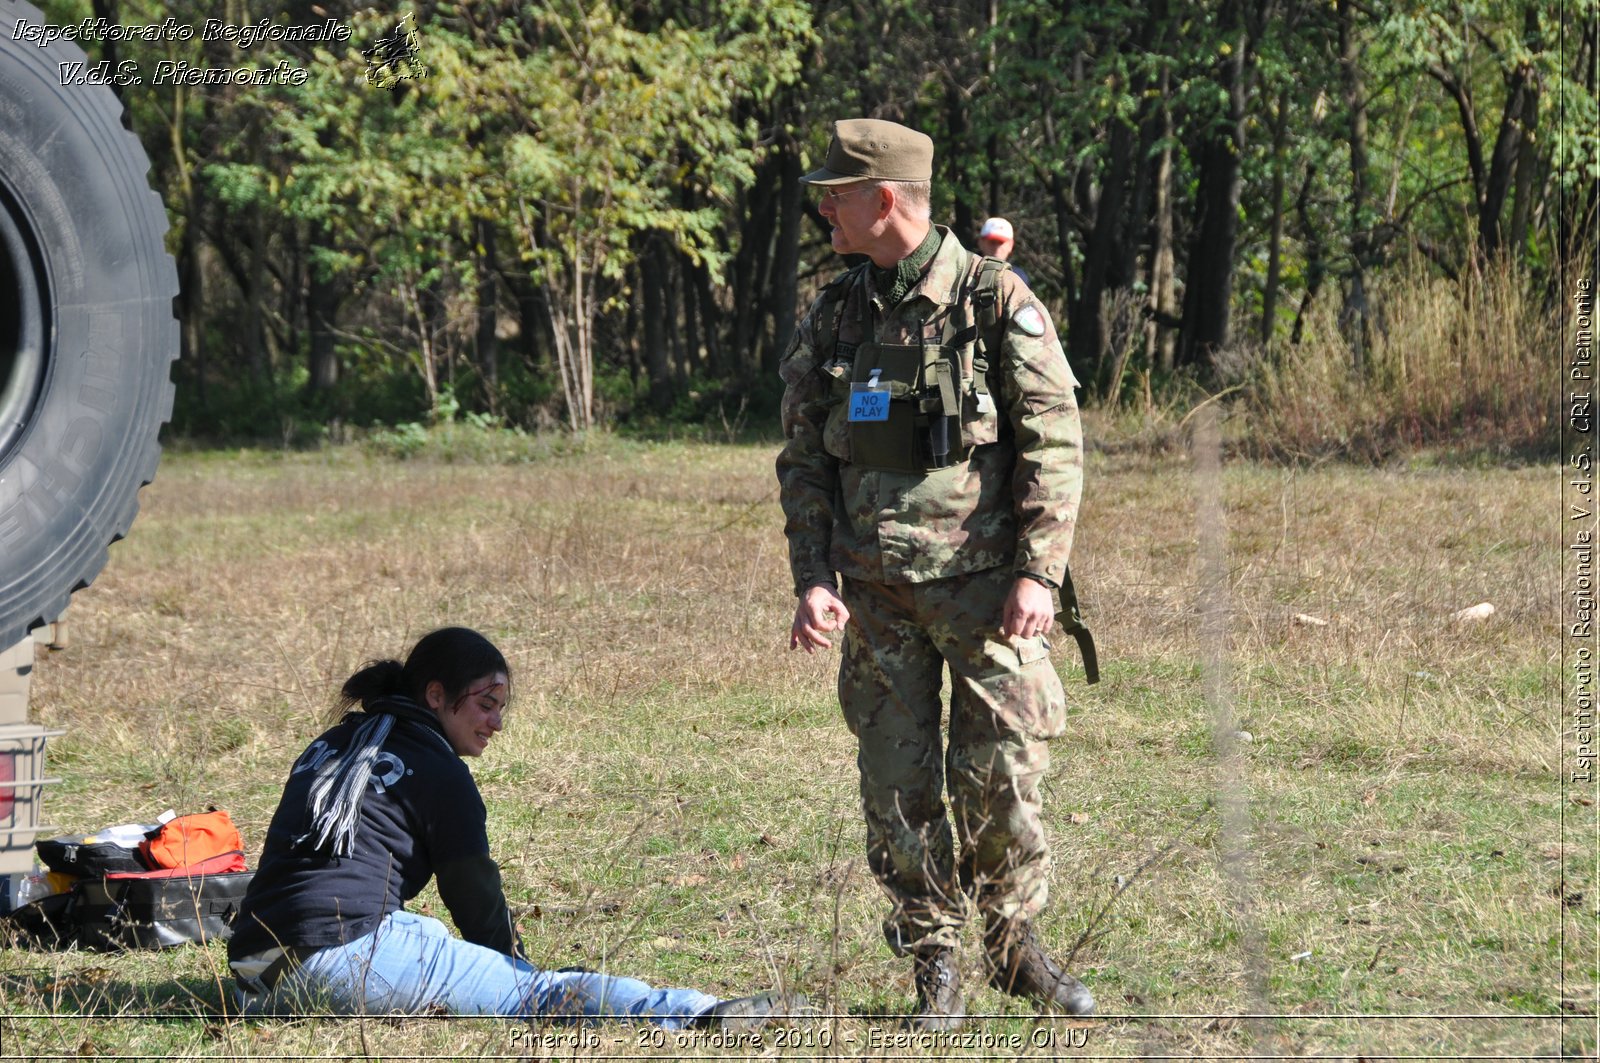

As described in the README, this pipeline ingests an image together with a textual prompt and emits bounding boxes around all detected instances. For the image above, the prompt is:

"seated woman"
[228,626,802,1029]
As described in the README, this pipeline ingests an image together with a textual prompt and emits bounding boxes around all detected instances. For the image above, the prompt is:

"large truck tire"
[0,0,179,650]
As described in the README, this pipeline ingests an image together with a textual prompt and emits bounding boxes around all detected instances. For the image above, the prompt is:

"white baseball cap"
[978,217,1014,241]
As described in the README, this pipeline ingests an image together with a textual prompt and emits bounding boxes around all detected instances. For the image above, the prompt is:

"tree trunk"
[90,0,124,106]
[691,256,723,377]
[1560,16,1597,265]
[160,62,206,407]
[1034,94,1082,319]
[1176,0,1254,371]
[1147,90,1177,376]
[1338,0,1371,373]
[577,254,595,429]
[731,149,779,373]
[1048,169,1079,333]
[1123,103,1155,294]
[1291,166,1325,345]
[984,0,1001,214]
[474,217,500,402]
[502,266,549,378]
[1177,138,1245,370]
[767,136,804,378]
[304,221,342,394]
[245,199,267,384]
[546,245,596,433]
[680,251,699,386]
[284,231,303,371]
[641,233,672,411]
[422,266,449,402]
[399,273,438,410]
[1078,112,1134,392]
[178,220,205,406]
[1481,6,1540,259]
[943,99,975,241]
[1261,87,1290,347]
[1507,54,1539,257]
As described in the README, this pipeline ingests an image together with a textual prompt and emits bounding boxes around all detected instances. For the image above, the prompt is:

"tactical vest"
[811,251,1100,684]
[814,250,1009,475]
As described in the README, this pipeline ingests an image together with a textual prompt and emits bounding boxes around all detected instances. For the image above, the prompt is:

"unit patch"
[1014,304,1046,337]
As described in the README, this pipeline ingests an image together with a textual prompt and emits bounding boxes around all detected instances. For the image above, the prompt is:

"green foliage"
[70,0,1582,448]
[177,0,809,432]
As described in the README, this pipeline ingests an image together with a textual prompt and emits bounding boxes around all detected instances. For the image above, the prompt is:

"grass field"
[0,421,1589,1060]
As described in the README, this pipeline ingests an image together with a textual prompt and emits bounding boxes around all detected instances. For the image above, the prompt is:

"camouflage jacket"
[775,227,1083,594]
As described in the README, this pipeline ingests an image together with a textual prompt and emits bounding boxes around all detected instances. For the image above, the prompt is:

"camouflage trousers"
[838,565,1068,956]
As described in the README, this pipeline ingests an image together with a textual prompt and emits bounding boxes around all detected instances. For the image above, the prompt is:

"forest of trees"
[42,0,1600,444]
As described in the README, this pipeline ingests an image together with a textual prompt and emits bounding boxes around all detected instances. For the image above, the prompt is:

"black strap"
[970,254,1010,393]
[1054,567,1099,684]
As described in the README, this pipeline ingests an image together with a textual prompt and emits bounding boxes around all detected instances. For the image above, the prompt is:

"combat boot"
[983,919,1095,1016]
[697,990,813,1032]
[909,946,964,1031]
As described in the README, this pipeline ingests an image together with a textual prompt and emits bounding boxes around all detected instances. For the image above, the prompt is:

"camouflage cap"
[802,119,934,186]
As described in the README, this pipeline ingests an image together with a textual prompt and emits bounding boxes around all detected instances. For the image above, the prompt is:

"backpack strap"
[938,251,1010,407]
[970,255,1010,396]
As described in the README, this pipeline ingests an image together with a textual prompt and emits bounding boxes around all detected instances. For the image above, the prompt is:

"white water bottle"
[14,871,54,907]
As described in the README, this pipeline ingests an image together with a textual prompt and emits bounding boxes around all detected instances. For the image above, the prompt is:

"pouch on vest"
[952,254,1010,452]
[848,342,925,472]
[846,341,970,473]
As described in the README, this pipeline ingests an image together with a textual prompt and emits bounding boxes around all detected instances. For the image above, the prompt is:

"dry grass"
[1244,258,1561,462]
[0,431,1586,1059]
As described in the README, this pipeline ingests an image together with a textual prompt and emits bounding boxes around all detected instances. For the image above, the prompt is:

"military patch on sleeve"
[835,342,858,365]
[1014,304,1047,337]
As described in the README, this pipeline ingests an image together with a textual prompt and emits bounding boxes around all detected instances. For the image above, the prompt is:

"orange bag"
[139,810,244,870]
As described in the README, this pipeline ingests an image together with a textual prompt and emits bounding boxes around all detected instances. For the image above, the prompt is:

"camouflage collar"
[903,226,969,308]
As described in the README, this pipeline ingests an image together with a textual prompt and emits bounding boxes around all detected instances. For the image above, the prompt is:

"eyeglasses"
[813,183,880,206]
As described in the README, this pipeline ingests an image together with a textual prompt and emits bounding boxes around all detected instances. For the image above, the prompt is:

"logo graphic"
[293,739,338,775]
[291,740,409,794]
[367,752,407,794]
[363,12,426,89]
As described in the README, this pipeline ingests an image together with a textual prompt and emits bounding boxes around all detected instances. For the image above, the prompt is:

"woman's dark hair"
[334,627,511,719]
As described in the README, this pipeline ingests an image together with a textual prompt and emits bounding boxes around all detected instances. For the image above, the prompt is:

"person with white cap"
[977,217,1031,288]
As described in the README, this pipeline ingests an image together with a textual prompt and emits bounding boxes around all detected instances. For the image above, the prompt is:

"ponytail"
[331,659,406,721]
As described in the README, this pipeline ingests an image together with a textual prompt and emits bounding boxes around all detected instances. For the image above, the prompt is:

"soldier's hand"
[791,584,851,653]
[1001,577,1055,641]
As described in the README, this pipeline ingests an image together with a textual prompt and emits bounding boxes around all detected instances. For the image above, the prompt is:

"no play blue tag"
[849,382,890,422]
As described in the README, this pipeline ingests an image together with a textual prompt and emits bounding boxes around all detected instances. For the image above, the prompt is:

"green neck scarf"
[872,226,941,308]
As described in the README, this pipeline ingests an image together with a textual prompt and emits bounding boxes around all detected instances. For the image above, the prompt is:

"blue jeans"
[238,911,720,1028]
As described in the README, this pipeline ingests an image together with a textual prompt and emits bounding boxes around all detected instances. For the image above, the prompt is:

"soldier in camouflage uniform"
[776,119,1095,1030]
